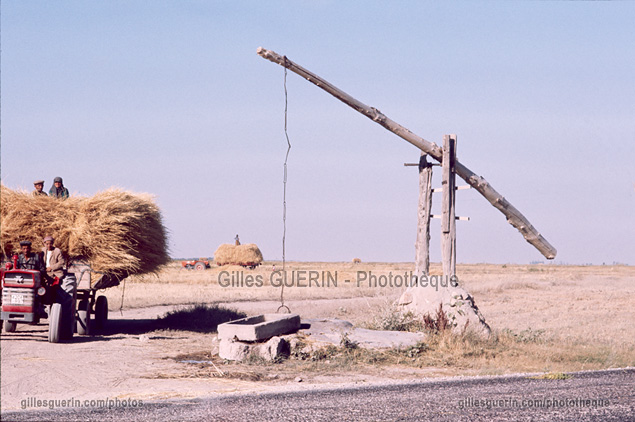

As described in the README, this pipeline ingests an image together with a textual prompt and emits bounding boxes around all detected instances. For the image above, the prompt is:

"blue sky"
[2,1,634,264]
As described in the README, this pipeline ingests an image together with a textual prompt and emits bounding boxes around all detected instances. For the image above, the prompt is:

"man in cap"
[32,180,48,196]
[48,177,69,199]
[17,241,45,272]
[17,241,47,324]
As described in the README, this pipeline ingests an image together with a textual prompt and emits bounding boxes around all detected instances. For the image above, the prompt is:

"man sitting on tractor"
[42,236,65,279]
[16,240,48,321]
[17,241,45,272]
[42,236,77,331]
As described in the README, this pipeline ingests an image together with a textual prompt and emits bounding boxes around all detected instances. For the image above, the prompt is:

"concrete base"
[301,318,426,349]
[216,316,431,361]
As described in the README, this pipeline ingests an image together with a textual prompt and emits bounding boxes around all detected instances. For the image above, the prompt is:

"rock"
[256,336,289,361]
[397,291,413,306]
[398,284,491,338]
[295,376,303,382]
[218,336,291,362]
[287,336,301,351]
[218,338,251,361]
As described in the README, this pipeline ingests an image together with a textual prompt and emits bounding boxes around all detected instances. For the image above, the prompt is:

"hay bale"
[1,185,169,276]
[214,243,263,267]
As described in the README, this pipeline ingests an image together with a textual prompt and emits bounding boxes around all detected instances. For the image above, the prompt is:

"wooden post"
[414,152,433,277]
[257,48,557,259]
[441,135,457,277]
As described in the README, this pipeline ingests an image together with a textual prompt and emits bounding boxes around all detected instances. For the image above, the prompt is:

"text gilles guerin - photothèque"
[218,270,459,290]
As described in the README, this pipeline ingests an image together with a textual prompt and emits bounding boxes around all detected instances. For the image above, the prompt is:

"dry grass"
[166,326,632,382]
[286,329,630,375]
[0,185,169,276]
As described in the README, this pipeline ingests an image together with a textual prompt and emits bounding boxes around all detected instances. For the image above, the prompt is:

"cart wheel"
[194,261,207,271]
[94,296,108,329]
[48,303,62,343]
[3,320,17,333]
[77,299,91,335]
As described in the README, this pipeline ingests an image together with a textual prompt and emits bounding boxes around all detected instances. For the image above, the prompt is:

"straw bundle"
[1,185,169,276]
[214,243,263,267]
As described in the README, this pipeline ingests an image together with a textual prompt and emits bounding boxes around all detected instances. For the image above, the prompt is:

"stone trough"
[217,314,301,361]
[218,313,301,342]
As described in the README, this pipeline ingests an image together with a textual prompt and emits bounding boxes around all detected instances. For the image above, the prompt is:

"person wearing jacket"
[42,236,66,279]
[42,235,76,339]
[48,177,69,199]
[32,180,48,196]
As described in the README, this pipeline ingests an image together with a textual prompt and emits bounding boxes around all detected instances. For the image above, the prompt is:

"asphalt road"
[3,368,633,422]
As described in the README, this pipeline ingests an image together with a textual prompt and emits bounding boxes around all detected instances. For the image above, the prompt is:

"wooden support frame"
[414,152,433,277]
[441,135,457,277]
[257,48,557,259]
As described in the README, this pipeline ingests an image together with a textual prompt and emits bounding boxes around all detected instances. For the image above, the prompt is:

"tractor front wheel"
[3,320,17,333]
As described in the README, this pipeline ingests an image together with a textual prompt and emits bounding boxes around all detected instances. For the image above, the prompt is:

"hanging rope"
[277,56,292,314]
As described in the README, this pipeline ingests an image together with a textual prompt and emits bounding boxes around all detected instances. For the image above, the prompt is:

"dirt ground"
[1,263,633,412]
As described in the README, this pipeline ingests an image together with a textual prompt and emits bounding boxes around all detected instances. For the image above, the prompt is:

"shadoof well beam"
[257,47,557,259]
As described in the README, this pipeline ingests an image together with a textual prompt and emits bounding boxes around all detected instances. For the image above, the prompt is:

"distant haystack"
[352,258,362,264]
[0,185,170,276]
[214,243,263,268]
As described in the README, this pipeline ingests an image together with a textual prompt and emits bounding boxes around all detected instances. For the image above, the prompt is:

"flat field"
[1,262,633,411]
[112,261,634,348]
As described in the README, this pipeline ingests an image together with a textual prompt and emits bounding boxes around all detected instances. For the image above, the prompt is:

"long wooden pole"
[258,47,557,259]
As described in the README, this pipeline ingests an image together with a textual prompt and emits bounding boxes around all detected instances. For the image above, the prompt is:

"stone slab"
[300,318,425,349]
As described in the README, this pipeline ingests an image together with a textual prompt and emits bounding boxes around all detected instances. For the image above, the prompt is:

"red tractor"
[180,259,210,271]
[1,255,74,343]
[1,258,116,342]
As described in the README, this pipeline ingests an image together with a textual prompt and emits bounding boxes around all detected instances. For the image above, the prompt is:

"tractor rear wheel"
[48,303,62,343]
[77,299,91,335]
[194,262,207,271]
[3,320,17,333]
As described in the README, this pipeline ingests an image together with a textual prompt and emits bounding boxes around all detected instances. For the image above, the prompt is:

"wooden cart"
[68,261,125,335]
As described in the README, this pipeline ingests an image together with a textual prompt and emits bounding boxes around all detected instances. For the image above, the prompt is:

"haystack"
[0,185,169,276]
[214,243,263,267]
